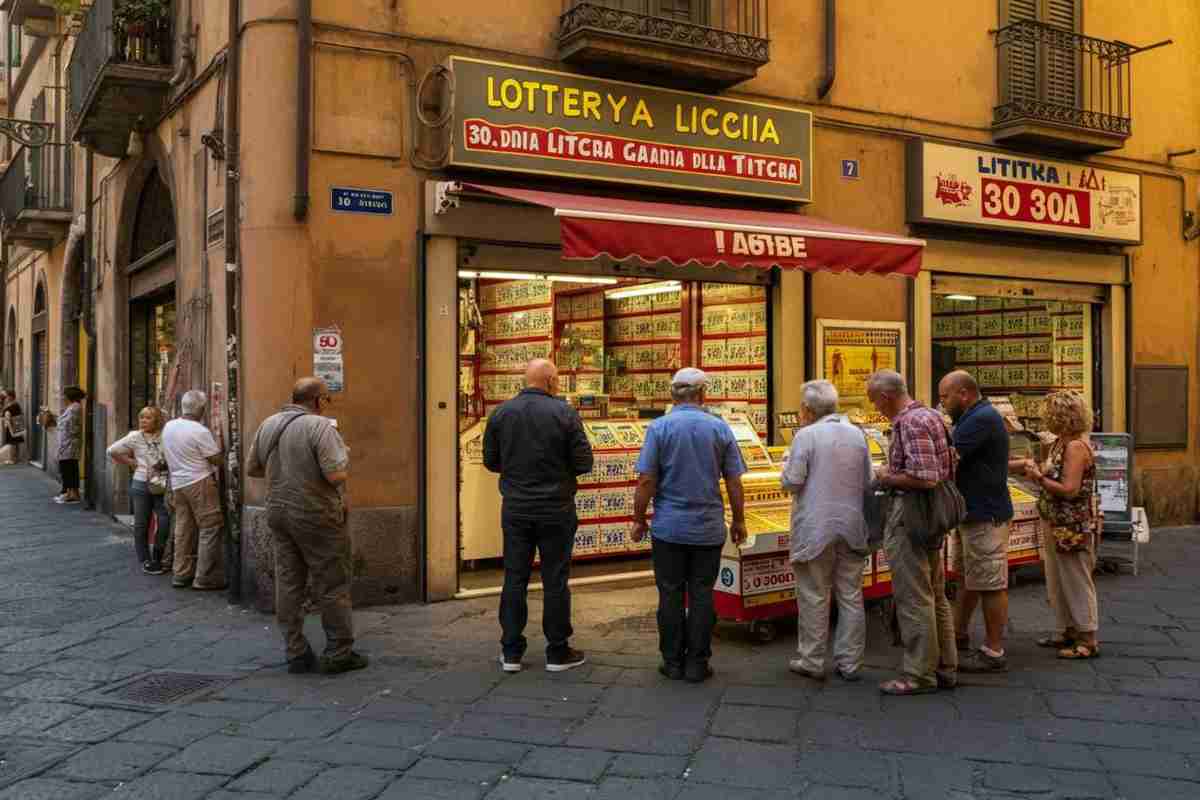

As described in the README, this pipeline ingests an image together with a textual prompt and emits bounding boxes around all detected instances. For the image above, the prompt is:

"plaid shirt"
[888,401,954,483]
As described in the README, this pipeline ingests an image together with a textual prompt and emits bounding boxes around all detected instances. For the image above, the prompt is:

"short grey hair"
[867,370,908,397]
[181,390,208,418]
[800,380,839,418]
[670,384,704,404]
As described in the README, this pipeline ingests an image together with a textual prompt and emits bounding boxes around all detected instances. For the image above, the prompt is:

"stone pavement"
[0,464,1198,799]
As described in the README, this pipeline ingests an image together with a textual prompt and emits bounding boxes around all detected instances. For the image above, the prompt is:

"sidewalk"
[0,463,1197,799]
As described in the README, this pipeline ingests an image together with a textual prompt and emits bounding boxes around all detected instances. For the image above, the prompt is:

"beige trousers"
[792,538,867,675]
[271,510,354,661]
[1041,532,1099,634]
[172,477,225,588]
[884,499,957,687]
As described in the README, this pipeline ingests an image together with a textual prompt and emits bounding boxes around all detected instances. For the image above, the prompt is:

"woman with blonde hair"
[108,407,172,575]
[1022,391,1102,659]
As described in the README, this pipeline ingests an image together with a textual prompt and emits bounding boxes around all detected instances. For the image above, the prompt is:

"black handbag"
[893,415,967,550]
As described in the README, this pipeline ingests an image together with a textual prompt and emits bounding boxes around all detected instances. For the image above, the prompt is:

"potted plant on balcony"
[114,0,170,64]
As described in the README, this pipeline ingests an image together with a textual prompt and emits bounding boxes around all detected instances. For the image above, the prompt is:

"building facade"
[0,1,1196,606]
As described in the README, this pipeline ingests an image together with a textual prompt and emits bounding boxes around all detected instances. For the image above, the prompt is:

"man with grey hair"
[780,380,873,682]
[868,370,958,695]
[632,367,747,683]
[162,390,225,589]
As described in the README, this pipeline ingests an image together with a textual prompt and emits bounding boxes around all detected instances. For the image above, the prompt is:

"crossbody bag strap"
[263,412,309,465]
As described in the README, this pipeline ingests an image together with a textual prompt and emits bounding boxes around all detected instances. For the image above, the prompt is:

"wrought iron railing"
[994,20,1132,138]
[560,0,770,63]
[68,0,174,135]
[0,144,74,228]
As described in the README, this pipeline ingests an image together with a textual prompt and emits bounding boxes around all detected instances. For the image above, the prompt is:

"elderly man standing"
[248,377,365,675]
[162,390,225,590]
[939,370,1013,673]
[484,359,594,673]
[632,368,747,683]
[781,380,873,682]
[868,370,958,695]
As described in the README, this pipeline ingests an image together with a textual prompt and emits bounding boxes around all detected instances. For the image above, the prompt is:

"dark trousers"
[130,480,170,567]
[59,459,80,491]
[500,509,577,660]
[652,537,723,668]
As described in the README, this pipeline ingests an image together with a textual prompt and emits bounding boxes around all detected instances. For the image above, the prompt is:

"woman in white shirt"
[107,407,171,575]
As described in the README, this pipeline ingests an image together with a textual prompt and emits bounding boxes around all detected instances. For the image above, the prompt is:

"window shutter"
[1041,0,1079,109]
[1006,0,1040,104]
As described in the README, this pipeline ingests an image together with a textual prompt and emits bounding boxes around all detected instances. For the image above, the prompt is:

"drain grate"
[101,671,227,706]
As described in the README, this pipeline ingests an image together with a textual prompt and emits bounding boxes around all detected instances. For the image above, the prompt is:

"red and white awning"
[452,182,925,277]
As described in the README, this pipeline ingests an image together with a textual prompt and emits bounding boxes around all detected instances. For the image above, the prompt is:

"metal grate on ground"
[90,671,232,710]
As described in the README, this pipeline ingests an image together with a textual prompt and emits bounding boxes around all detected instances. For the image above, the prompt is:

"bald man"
[484,358,594,673]
[247,377,366,676]
[938,370,1013,672]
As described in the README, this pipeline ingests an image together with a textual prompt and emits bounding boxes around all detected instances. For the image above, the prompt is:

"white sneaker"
[499,654,522,673]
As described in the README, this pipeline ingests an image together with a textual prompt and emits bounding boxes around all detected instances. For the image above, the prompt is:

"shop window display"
[932,293,1093,432]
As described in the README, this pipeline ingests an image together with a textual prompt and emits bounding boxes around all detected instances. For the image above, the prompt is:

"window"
[653,0,706,24]
[1004,0,1081,111]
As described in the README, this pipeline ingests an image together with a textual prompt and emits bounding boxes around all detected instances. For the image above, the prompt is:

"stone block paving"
[4,464,1200,798]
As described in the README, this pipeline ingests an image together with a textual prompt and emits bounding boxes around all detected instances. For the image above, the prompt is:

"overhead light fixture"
[945,294,977,302]
[457,271,619,285]
[605,281,682,300]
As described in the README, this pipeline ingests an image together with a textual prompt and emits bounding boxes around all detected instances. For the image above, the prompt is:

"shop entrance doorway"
[30,282,48,465]
[453,266,774,594]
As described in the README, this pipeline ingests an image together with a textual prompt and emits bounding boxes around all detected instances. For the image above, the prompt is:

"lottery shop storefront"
[422,57,927,598]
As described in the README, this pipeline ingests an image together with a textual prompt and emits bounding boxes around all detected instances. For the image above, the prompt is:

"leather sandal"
[1057,643,1100,660]
[879,678,938,696]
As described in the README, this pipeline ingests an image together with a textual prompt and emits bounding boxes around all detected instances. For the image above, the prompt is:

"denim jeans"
[652,537,723,669]
[499,509,577,661]
[130,480,170,567]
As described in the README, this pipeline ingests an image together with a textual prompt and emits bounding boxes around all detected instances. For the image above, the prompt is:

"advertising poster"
[816,320,906,408]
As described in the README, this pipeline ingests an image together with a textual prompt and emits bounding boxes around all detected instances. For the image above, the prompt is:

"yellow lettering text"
[606,94,627,123]
[722,111,740,140]
[520,81,541,113]
[486,76,503,108]
[563,87,581,117]
[674,105,689,134]
[541,84,560,114]
[760,118,780,145]
[581,91,602,121]
[499,78,522,110]
[631,99,654,128]
[700,107,719,136]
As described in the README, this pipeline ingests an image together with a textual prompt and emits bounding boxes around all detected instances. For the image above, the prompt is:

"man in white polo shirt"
[162,390,225,590]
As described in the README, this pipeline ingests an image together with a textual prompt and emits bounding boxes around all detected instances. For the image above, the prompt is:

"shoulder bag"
[893,415,967,550]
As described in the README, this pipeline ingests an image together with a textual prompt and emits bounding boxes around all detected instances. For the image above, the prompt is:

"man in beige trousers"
[162,391,225,590]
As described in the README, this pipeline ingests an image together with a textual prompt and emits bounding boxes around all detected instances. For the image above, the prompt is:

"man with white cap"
[632,367,748,683]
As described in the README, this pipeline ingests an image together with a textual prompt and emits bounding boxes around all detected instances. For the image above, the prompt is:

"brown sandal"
[1057,643,1100,660]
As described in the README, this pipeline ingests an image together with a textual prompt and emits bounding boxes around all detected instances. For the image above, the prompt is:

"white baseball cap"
[671,367,709,388]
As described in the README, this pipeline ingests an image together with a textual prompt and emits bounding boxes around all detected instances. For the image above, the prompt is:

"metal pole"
[223,0,243,605]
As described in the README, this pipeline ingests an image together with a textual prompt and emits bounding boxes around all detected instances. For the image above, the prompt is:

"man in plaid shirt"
[868,370,958,696]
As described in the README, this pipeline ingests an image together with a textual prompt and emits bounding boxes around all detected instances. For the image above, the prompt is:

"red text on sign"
[980,178,1091,230]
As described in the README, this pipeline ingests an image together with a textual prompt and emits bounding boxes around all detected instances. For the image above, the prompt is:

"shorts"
[953,520,1010,592]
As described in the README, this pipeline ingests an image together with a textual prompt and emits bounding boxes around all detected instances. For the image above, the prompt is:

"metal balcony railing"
[0,144,74,228]
[560,0,770,64]
[68,0,174,135]
[994,20,1133,139]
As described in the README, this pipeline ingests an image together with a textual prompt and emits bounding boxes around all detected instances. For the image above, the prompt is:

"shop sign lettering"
[907,141,1141,244]
[450,57,813,202]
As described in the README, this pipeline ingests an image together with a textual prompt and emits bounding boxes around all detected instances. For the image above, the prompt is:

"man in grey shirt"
[247,377,365,675]
[780,380,873,682]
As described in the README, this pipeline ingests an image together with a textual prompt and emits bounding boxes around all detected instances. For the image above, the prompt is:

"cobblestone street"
[0,464,1196,799]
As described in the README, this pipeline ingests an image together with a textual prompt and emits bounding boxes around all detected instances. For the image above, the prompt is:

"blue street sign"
[841,159,861,179]
[331,187,393,215]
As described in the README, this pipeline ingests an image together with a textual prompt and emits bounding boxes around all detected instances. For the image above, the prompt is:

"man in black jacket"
[484,358,594,673]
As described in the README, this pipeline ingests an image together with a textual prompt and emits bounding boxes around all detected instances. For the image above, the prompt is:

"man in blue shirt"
[939,370,1014,673]
[632,368,748,683]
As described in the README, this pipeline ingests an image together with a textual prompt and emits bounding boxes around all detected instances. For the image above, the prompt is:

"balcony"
[993,20,1133,154]
[558,0,769,89]
[0,144,74,249]
[68,0,173,159]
